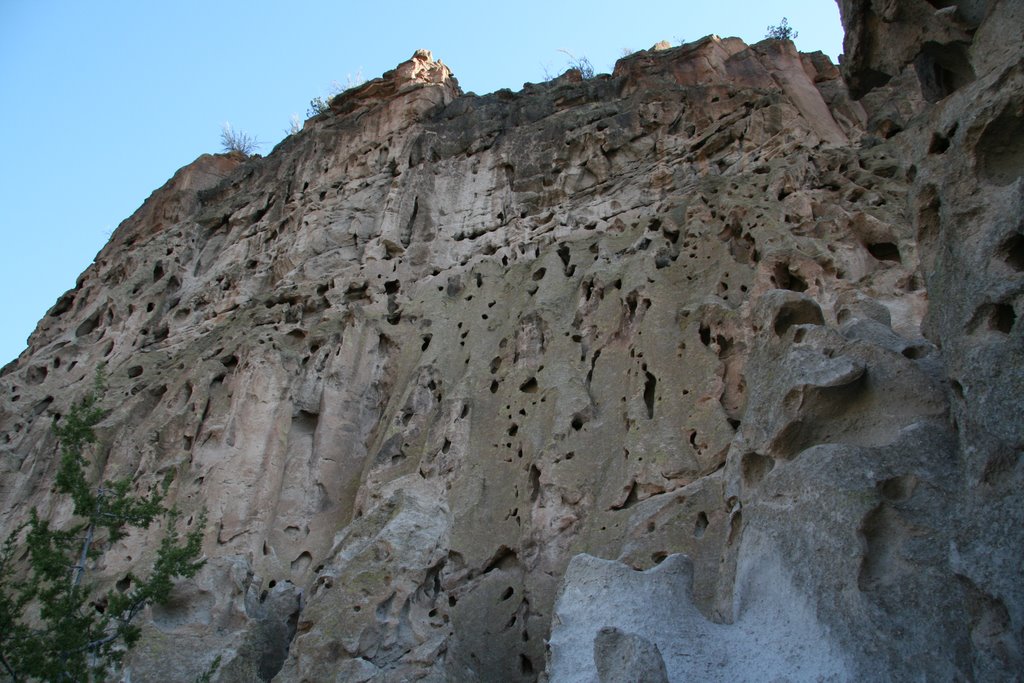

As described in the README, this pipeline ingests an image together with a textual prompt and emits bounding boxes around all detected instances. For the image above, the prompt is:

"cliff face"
[0,3,1021,680]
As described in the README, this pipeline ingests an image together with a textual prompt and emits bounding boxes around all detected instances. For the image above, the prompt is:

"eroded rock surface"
[547,554,847,682]
[1,8,1021,681]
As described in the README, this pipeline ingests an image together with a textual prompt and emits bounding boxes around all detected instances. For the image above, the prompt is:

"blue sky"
[0,1,844,366]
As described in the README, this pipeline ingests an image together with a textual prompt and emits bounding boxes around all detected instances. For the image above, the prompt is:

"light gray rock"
[593,627,668,683]
[547,553,849,682]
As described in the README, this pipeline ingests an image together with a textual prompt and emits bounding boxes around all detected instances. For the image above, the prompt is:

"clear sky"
[0,1,844,366]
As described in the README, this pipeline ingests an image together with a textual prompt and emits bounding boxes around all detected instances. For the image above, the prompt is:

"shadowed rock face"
[0,13,1020,682]
[836,0,1024,679]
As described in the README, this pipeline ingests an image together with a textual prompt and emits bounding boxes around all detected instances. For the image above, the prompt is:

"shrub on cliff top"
[558,49,595,79]
[306,96,330,118]
[765,17,798,41]
[220,122,260,156]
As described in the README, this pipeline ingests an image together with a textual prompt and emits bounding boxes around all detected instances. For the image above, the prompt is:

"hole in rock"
[291,551,312,574]
[866,242,902,262]
[483,546,519,574]
[75,310,101,337]
[773,299,824,336]
[976,100,1024,186]
[25,365,47,385]
[557,244,571,268]
[950,379,965,400]
[625,291,640,319]
[643,370,657,419]
[31,396,53,418]
[529,465,541,502]
[913,41,975,103]
[970,302,1017,334]
[857,505,900,592]
[727,510,743,545]
[699,324,711,346]
[694,512,709,539]
[520,655,534,675]
[928,132,950,154]
[879,475,917,502]
[901,345,930,359]
[50,293,74,317]
[772,263,808,292]
[742,452,775,487]
[519,377,538,393]
[998,233,1024,271]
[989,304,1016,333]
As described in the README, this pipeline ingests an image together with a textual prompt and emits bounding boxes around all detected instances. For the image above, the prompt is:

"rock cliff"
[1,2,1021,680]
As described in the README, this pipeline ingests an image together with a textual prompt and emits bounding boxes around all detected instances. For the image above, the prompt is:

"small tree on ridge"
[765,17,798,41]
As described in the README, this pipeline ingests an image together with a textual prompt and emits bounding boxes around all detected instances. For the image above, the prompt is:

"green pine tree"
[765,17,799,41]
[0,369,206,682]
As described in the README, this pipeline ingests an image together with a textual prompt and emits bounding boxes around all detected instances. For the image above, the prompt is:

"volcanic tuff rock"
[1,2,1022,679]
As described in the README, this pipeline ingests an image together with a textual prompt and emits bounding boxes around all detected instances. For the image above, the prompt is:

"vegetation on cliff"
[0,371,205,682]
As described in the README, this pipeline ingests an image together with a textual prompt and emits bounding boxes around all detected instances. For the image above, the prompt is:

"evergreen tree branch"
[0,368,206,681]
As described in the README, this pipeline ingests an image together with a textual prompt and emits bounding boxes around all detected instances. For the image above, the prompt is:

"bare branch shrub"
[343,68,365,90]
[558,49,595,79]
[219,122,260,156]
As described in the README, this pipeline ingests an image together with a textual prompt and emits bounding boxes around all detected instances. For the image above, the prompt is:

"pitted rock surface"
[1,13,1022,682]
